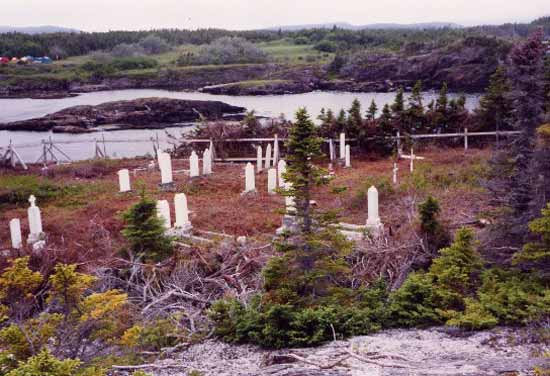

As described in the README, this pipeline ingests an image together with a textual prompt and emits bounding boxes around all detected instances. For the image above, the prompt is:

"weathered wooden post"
[464,128,469,151]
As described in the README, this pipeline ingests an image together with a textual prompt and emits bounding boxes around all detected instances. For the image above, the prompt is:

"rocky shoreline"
[0,41,503,99]
[111,327,550,376]
[0,97,246,132]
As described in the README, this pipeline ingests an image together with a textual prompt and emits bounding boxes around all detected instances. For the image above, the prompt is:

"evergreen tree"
[336,109,347,134]
[418,196,450,255]
[513,203,550,273]
[434,82,449,132]
[391,87,405,121]
[487,29,548,254]
[405,80,425,133]
[475,66,513,133]
[374,104,395,155]
[121,194,173,262]
[346,98,363,136]
[284,108,325,234]
[367,99,378,121]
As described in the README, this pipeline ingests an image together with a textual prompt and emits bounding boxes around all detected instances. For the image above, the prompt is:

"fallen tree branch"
[286,353,350,369]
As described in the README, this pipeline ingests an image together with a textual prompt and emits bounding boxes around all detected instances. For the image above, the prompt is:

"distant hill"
[0,25,79,34]
[267,22,462,31]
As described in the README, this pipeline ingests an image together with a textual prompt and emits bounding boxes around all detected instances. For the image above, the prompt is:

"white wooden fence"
[1,129,521,170]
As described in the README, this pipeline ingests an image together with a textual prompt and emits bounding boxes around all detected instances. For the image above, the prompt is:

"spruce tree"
[284,108,325,234]
[375,104,395,155]
[346,98,363,137]
[121,194,173,262]
[434,82,449,132]
[475,66,513,133]
[391,87,405,124]
[336,109,347,134]
[367,99,378,121]
[487,29,548,255]
[406,80,425,133]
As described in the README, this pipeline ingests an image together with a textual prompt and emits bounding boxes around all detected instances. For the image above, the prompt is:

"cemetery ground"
[0,146,491,269]
[1,145,550,376]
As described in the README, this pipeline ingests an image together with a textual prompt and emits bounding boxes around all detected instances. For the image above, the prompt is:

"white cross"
[400,147,425,172]
[29,195,36,207]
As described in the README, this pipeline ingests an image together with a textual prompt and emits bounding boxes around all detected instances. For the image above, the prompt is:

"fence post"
[464,128,469,151]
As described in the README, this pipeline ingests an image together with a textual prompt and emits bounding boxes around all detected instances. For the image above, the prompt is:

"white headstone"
[158,152,173,185]
[9,219,22,249]
[190,151,200,177]
[366,186,381,227]
[273,135,279,165]
[156,200,171,229]
[393,163,398,184]
[209,140,215,159]
[256,146,263,172]
[265,144,272,169]
[244,162,256,193]
[329,139,335,161]
[339,133,346,159]
[277,160,287,187]
[410,148,415,172]
[202,149,212,175]
[267,168,277,194]
[27,195,43,244]
[174,193,191,229]
[345,145,351,168]
[117,169,131,192]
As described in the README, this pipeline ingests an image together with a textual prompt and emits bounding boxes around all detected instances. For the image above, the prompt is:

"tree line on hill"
[0,17,548,59]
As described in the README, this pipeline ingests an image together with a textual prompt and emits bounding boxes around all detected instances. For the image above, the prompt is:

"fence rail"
[1,129,522,170]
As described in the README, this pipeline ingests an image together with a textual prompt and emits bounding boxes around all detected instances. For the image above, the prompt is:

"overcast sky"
[2,0,549,31]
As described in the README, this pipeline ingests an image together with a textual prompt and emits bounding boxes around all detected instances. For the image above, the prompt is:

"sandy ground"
[113,327,549,376]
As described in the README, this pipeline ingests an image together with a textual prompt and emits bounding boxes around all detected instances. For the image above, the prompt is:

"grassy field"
[31,39,328,74]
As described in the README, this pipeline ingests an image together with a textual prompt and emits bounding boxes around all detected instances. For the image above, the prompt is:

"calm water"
[0,89,480,162]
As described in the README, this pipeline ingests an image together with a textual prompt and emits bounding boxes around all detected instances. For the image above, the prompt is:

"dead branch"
[286,353,350,369]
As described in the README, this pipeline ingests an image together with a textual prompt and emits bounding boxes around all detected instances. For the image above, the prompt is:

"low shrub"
[0,175,81,207]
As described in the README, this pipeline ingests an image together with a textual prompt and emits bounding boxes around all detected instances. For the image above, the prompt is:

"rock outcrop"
[0,97,246,132]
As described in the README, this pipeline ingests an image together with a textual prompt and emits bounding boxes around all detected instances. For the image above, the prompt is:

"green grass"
[3,39,330,82]
[257,39,333,64]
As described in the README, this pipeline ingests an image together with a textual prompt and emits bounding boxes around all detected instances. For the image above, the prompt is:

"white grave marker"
[329,139,335,161]
[243,162,256,193]
[366,186,384,235]
[267,168,277,194]
[156,200,171,229]
[27,195,44,244]
[345,145,351,168]
[9,219,22,249]
[273,135,279,165]
[202,149,212,175]
[393,163,398,185]
[117,169,131,192]
[158,152,173,185]
[277,160,287,187]
[174,193,192,230]
[339,133,346,159]
[265,144,272,169]
[189,151,200,177]
[256,146,263,172]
